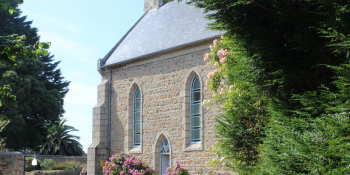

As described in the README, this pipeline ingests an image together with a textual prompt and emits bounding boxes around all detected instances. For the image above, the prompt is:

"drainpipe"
[107,68,111,160]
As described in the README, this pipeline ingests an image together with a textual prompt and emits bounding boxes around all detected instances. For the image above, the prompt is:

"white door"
[160,154,169,175]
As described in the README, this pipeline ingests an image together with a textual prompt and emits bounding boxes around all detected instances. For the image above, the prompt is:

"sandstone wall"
[107,42,225,174]
[0,152,24,175]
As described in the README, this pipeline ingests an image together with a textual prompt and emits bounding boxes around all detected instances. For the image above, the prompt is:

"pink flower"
[214,62,218,68]
[221,34,224,39]
[205,87,208,91]
[204,53,209,61]
[230,50,233,54]
[220,57,227,64]
[213,39,218,46]
[229,85,234,92]
[217,49,228,59]
[207,71,215,79]
[205,80,209,86]
[120,171,126,175]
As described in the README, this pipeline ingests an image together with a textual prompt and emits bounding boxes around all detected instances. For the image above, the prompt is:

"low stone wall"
[34,156,87,165]
[0,152,24,175]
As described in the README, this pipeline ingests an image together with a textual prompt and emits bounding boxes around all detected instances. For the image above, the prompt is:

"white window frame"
[190,75,201,143]
[133,86,141,147]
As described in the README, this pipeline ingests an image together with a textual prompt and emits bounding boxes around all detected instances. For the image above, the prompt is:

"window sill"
[129,147,142,154]
[184,142,203,152]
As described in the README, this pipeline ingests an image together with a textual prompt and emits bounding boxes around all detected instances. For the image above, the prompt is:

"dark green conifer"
[0,2,70,150]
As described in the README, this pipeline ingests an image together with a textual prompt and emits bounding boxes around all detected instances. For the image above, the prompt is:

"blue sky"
[19,0,144,153]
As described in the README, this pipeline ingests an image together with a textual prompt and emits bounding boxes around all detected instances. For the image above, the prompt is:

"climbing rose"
[229,85,234,91]
[204,53,209,61]
[217,49,228,59]
[213,39,218,46]
[207,71,215,79]
[220,57,227,64]
[213,62,218,68]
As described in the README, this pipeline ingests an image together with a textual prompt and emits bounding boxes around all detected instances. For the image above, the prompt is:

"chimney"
[144,0,163,12]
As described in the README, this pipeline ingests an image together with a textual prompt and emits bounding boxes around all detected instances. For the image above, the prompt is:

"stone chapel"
[87,0,223,174]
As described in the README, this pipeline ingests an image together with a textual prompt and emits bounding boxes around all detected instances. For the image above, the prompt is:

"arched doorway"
[159,137,170,174]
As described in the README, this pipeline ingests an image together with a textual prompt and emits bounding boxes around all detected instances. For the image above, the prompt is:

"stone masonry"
[102,41,228,174]
[87,80,109,175]
[0,152,24,175]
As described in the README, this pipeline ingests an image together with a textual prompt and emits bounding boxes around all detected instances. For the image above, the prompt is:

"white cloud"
[65,83,97,106]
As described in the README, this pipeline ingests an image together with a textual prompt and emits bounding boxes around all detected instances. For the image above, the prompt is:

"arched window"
[190,75,201,143]
[133,87,141,147]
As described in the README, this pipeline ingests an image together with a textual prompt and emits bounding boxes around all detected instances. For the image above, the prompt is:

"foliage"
[186,0,350,99]
[80,168,87,175]
[63,160,82,170]
[41,159,55,170]
[0,1,69,150]
[204,35,268,172]
[102,153,155,175]
[182,0,350,174]
[25,157,42,172]
[257,64,350,174]
[166,161,189,175]
[39,118,83,156]
[0,0,23,14]
[51,163,67,170]
[204,34,350,174]
[0,119,9,151]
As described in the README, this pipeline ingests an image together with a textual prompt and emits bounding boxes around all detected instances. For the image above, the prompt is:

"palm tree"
[40,118,83,156]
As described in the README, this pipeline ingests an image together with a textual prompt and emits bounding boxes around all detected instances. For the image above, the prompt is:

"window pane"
[134,88,140,99]
[191,129,200,141]
[134,112,140,121]
[192,77,201,89]
[191,91,200,102]
[134,134,140,145]
[191,103,200,114]
[134,123,140,133]
[134,100,140,110]
[191,117,200,128]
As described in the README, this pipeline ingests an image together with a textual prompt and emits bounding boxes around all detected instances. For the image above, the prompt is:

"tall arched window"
[133,87,141,147]
[190,75,201,143]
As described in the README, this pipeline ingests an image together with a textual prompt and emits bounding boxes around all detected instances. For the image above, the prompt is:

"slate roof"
[101,1,221,67]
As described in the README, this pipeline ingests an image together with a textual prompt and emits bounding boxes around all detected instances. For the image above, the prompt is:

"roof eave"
[100,35,220,69]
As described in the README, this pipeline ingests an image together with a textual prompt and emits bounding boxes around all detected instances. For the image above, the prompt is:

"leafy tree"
[40,118,83,156]
[186,0,350,101]
[187,0,350,174]
[0,1,69,150]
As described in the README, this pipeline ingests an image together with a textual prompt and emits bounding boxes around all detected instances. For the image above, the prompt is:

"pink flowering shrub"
[102,153,155,175]
[165,162,226,175]
[165,161,188,175]
[79,168,87,175]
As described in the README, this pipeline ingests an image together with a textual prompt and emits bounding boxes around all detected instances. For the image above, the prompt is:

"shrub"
[25,157,41,171]
[167,161,227,175]
[51,163,66,170]
[102,152,155,175]
[64,160,81,170]
[166,161,189,175]
[41,159,55,170]
[80,168,87,175]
